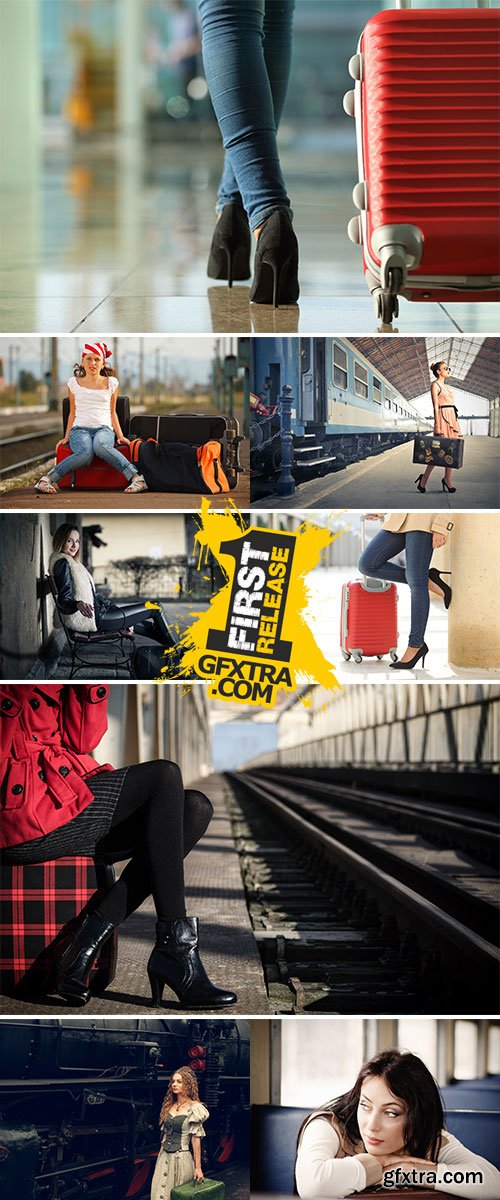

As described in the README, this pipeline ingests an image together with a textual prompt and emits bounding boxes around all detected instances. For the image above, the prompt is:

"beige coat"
[372,513,454,537]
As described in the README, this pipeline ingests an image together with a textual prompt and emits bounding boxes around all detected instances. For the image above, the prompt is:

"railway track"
[227,769,500,1015]
[0,429,58,477]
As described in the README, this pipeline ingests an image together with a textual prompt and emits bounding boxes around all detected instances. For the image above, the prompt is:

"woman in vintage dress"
[415,361,463,495]
[151,1066,208,1200]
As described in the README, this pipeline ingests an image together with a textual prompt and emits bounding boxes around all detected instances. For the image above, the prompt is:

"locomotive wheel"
[341,649,351,661]
[354,653,363,664]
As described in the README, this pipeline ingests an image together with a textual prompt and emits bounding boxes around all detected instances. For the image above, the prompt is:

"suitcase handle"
[396,0,490,7]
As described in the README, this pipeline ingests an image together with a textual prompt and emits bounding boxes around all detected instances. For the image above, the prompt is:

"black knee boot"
[147,918,237,1009]
[56,910,115,1006]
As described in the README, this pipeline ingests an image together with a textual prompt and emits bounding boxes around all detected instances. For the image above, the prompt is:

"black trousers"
[99,603,175,647]
[94,760,213,925]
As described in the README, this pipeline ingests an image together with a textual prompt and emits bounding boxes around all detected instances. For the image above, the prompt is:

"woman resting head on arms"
[295,1049,500,1198]
[151,1065,208,1200]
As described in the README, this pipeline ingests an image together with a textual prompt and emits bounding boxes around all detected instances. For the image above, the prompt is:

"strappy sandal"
[124,473,148,493]
[34,476,59,494]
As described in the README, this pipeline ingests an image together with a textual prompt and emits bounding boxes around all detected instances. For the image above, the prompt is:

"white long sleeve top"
[295,1116,500,1199]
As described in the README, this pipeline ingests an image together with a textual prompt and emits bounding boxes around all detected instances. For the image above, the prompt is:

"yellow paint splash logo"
[174,500,341,707]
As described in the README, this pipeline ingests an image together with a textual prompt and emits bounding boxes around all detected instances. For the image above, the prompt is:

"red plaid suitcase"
[0,857,117,998]
[55,440,134,489]
[344,0,500,322]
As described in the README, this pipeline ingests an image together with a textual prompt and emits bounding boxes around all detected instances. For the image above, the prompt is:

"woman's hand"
[382,1154,436,1187]
[56,438,69,450]
[432,532,446,550]
[365,513,382,521]
[76,600,94,618]
[117,436,131,446]
[193,1167,204,1183]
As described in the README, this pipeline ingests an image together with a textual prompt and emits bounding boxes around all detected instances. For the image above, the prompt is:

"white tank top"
[68,376,119,430]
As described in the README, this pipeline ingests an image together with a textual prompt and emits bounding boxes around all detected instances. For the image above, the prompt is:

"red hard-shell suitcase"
[344,0,500,322]
[340,578,398,663]
[56,440,133,489]
[0,856,118,997]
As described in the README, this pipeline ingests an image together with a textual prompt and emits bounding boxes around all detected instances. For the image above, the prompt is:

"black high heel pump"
[415,475,426,493]
[389,641,428,671]
[249,210,299,308]
[442,478,456,493]
[148,917,237,1009]
[428,568,452,610]
[207,203,251,288]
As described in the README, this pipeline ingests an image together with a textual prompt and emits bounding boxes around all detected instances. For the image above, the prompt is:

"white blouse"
[68,376,119,430]
[295,1116,500,1199]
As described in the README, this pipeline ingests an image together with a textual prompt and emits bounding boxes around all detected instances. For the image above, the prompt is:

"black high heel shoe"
[207,203,251,288]
[442,478,456,493]
[249,210,299,308]
[415,475,426,494]
[56,910,115,1005]
[148,917,237,1009]
[389,642,428,671]
[428,568,452,610]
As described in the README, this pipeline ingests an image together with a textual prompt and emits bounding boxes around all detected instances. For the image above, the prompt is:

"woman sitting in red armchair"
[0,685,236,1009]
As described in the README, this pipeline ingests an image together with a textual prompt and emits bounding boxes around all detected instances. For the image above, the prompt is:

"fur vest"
[49,552,97,633]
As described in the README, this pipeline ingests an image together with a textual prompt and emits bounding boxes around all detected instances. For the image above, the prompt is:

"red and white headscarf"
[81,341,112,362]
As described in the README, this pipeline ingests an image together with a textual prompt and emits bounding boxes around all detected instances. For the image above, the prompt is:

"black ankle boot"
[249,210,299,308]
[207,203,251,287]
[56,910,115,1006]
[148,918,237,1009]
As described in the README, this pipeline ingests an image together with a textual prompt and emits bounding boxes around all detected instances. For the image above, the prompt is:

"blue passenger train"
[251,337,433,481]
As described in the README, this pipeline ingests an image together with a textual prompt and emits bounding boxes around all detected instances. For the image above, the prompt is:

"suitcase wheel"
[377,288,399,325]
[376,654,383,660]
[353,653,363,664]
[390,650,398,663]
[341,649,351,661]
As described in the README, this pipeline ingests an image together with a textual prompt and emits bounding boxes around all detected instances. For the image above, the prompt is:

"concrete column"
[448,515,500,669]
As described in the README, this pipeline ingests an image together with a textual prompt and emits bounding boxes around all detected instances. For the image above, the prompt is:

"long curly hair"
[159,1066,200,1125]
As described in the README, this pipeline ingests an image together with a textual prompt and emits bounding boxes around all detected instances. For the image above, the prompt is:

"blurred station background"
[2,0,500,333]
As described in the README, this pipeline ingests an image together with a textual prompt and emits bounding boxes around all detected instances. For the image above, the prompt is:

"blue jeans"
[358,529,433,648]
[198,0,295,230]
[49,426,137,483]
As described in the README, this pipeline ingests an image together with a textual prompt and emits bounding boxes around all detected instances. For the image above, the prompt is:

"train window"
[354,361,368,399]
[384,398,392,410]
[372,376,382,404]
[454,1021,479,1079]
[300,339,311,374]
[279,1019,363,1107]
[398,1020,437,1076]
[487,1025,500,1074]
[333,343,348,389]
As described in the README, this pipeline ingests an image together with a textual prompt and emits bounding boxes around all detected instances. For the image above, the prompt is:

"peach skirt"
[434,405,462,438]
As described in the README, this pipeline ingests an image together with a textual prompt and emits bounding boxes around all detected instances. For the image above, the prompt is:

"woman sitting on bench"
[296,1049,500,1198]
[49,524,175,650]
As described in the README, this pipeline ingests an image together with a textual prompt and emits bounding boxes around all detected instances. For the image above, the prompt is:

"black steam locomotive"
[0,1019,249,1200]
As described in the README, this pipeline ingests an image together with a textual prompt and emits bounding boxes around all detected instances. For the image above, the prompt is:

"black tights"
[93,760,213,926]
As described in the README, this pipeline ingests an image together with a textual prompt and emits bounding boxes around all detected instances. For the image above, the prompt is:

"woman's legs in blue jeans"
[358,529,434,647]
[92,427,137,480]
[198,0,295,231]
[48,428,94,482]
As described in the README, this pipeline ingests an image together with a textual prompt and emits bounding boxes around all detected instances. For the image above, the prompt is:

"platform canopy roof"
[349,337,499,403]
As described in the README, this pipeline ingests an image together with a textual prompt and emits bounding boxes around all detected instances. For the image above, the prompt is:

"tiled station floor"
[2,134,498,334]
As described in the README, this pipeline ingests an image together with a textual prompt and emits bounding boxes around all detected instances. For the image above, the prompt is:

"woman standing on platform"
[0,684,237,1009]
[151,1066,208,1200]
[415,361,463,495]
[295,1049,500,1198]
[359,513,454,671]
[199,0,299,307]
[34,342,148,494]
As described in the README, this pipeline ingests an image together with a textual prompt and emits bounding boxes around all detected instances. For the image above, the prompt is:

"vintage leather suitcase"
[171,1181,225,1200]
[413,434,464,469]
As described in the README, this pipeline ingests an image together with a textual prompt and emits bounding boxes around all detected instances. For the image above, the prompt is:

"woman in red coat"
[0,685,236,1009]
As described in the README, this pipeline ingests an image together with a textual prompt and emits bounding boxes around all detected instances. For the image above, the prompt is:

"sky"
[0,336,221,388]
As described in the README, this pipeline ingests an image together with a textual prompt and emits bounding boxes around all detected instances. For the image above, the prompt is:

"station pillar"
[448,514,500,669]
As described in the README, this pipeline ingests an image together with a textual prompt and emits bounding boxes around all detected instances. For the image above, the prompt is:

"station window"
[333,343,348,389]
[372,376,382,404]
[398,1020,437,1076]
[300,339,311,374]
[278,1019,363,1107]
[454,1021,479,1080]
[354,361,369,400]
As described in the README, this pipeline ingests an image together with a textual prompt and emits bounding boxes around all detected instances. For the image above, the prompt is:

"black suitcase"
[128,412,242,490]
[412,434,464,470]
[63,395,130,435]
